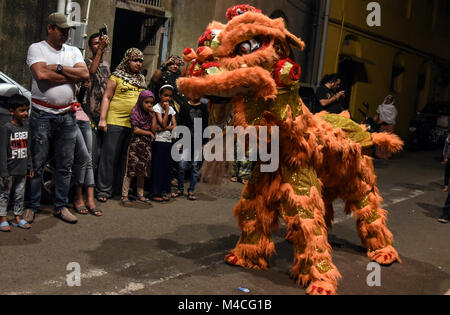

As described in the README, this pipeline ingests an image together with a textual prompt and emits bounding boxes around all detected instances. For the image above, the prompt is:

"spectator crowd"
[0,13,210,231]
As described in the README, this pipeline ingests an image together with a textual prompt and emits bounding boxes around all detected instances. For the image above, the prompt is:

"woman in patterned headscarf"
[149,55,186,116]
[96,48,146,202]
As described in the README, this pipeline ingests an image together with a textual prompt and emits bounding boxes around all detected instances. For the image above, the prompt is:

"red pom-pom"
[183,47,193,55]
[198,29,214,46]
[196,47,206,55]
[272,58,301,87]
[226,5,262,21]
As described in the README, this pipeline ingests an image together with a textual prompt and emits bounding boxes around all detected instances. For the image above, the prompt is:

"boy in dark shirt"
[174,98,209,200]
[0,95,34,232]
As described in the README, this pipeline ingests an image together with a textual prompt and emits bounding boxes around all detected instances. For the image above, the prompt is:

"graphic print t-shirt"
[0,122,32,177]
[106,75,144,128]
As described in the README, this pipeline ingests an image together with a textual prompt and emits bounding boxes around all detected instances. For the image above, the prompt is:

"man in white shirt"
[23,12,89,224]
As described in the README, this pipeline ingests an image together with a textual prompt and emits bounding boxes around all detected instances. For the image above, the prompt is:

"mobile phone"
[99,24,108,38]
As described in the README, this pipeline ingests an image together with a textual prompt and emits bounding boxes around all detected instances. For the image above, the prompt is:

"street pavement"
[0,149,449,296]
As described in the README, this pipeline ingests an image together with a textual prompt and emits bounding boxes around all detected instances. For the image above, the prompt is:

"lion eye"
[235,37,263,56]
[239,42,251,54]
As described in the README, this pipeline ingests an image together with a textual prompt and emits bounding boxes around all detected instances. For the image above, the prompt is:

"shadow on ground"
[83,223,449,294]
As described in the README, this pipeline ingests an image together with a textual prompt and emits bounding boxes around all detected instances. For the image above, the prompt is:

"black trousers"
[445,162,450,186]
[151,141,173,196]
[96,124,131,199]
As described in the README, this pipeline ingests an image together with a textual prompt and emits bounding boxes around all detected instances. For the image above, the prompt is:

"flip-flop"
[96,196,108,203]
[188,193,197,201]
[171,191,183,198]
[137,196,153,206]
[1,221,11,232]
[152,197,164,203]
[12,219,31,230]
[120,197,133,207]
[87,208,103,217]
[73,206,89,215]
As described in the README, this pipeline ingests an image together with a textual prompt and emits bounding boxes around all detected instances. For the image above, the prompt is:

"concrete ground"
[0,149,449,296]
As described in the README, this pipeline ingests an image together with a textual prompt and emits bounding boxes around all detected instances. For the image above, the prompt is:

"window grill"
[141,17,160,46]
[127,0,162,8]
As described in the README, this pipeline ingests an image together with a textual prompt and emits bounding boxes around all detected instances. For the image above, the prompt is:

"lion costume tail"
[371,132,404,154]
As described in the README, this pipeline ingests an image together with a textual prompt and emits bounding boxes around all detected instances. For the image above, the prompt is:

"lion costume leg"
[281,165,341,295]
[345,156,401,265]
[225,168,278,270]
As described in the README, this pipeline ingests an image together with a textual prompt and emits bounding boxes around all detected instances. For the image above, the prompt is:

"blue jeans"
[0,176,26,217]
[177,147,201,193]
[73,120,95,187]
[25,109,77,210]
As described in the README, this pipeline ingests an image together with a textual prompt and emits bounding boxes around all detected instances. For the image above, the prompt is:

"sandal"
[97,196,108,203]
[162,194,170,201]
[1,221,11,232]
[171,191,183,198]
[188,192,197,201]
[12,219,31,230]
[230,177,238,182]
[137,196,153,206]
[73,206,89,215]
[152,196,164,203]
[120,197,133,207]
[87,207,103,217]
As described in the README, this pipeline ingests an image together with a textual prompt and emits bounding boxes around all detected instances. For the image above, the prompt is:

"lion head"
[177,5,306,102]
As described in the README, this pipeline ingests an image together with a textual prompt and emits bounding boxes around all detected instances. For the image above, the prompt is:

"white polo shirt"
[26,40,85,114]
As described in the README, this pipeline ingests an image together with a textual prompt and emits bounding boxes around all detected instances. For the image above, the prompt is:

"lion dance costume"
[177,5,403,295]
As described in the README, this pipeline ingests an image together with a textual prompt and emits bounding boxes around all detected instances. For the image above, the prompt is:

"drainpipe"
[82,0,92,58]
[160,12,172,64]
[57,0,66,13]
[316,0,331,87]
[311,0,324,86]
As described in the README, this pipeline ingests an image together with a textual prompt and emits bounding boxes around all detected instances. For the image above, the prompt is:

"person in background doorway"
[316,74,345,114]
[374,95,398,160]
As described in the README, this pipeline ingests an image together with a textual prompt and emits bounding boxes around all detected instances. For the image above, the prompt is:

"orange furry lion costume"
[177,4,403,295]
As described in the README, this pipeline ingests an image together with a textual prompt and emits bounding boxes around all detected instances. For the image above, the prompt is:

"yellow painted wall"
[321,0,450,139]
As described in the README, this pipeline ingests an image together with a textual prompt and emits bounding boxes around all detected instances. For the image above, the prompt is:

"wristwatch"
[57,64,64,74]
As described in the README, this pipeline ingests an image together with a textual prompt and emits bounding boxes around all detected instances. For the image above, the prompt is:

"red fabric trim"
[201,61,220,70]
[32,98,81,112]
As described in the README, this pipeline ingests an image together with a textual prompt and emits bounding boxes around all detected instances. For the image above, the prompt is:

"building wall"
[0,0,59,89]
[321,0,450,139]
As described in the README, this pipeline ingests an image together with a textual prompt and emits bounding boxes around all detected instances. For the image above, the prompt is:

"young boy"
[0,94,34,232]
[173,97,209,201]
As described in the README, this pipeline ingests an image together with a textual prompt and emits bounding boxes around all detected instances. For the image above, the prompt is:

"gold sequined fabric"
[366,210,381,224]
[281,165,321,197]
[244,82,302,125]
[316,260,333,274]
[320,114,373,149]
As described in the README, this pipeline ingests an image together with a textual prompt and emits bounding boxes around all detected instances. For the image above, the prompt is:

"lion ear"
[285,32,305,52]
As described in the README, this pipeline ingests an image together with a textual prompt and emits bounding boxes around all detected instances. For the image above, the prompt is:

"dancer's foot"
[368,245,401,265]
[306,281,336,295]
